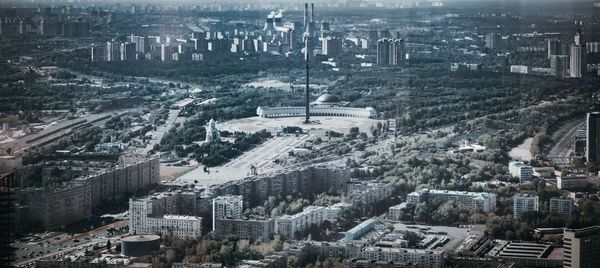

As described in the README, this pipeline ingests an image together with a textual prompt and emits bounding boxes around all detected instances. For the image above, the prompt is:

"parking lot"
[392,223,485,253]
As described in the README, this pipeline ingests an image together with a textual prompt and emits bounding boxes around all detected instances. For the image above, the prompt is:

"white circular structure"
[257,106,377,119]
[257,94,377,119]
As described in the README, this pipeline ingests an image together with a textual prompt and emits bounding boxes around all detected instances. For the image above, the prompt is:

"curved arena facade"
[256,106,377,119]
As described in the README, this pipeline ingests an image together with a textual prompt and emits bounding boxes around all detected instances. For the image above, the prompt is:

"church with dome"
[256,93,377,119]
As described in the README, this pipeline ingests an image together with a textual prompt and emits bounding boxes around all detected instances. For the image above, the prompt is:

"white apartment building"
[212,195,243,231]
[509,161,533,183]
[362,247,444,268]
[129,193,202,239]
[406,189,496,213]
[510,65,532,74]
[513,195,539,219]
[556,175,588,190]
[276,206,325,240]
[346,182,393,207]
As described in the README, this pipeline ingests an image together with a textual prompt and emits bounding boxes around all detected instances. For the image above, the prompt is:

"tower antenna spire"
[303,3,311,124]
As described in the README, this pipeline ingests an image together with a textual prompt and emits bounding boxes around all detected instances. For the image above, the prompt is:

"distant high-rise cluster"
[0,17,89,37]
[376,38,405,66]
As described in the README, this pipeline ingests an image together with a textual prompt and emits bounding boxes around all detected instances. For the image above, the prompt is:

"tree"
[404,231,420,248]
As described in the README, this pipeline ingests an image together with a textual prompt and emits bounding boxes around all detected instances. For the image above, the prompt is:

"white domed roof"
[316,94,341,103]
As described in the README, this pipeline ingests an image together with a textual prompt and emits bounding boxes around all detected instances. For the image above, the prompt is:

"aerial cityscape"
[1,0,600,267]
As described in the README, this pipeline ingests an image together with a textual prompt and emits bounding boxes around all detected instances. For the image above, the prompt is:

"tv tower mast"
[303,3,312,124]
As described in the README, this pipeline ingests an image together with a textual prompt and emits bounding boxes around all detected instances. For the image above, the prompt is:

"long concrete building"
[77,158,160,207]
[211,165,350,208]
[257,94,377,119]
[16,182,92,229]
[407,189,496,213]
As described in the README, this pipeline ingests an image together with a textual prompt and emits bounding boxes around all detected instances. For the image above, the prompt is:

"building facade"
[509,161,533,183]
[17,183,92,229]
[212,195,243,231]
[406,189,496,213]
[214,218,275,241]
[549,197,573,216]
[78,158,160,208]
[276,206,325,239]
[570,27,586,78]
[322,37,343,57]
[513,195,539,219]
[587,112,600,162]
[129,192,202,239]
[556,175,588,190]
[257,106,377,119]
[563,226,600,268]
[362,247,444,268]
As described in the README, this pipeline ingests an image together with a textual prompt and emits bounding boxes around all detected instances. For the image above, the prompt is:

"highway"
[0,110,135,155]
[13,220,127,267]
[547,121,584,166]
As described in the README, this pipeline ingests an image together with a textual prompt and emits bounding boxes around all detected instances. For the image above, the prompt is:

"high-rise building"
[570,26,586,78]
[160,44,170,61]
[39,20,61,36]
[106,42,120,62]
[586,112,600,162]
[563,226,600,268]
[377,39,404,66]
[91,45,107,62]
[547,39,562,59]
[321,22,330,32]
[549,197,573,216]
[207,38,231,53]
[550,55,569,77]
[131,35,149,53]
[513,194,538,219]
[212,195,243,231]
[376,39,390,65]
[485,33,501,50]
[368,30,378,47]
[389,39,405,66]
[120,43,136,61]
[321,37,342,57]
[588,42,600,65]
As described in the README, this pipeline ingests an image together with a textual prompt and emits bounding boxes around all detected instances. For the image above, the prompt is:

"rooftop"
[122,235,161,242]
[163,215,201,221]
[279,206,324,220]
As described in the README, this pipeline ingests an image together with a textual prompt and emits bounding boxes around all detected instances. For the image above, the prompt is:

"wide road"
[547,121,584,166]
[0,110,134,155]
[13,220,127,267]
